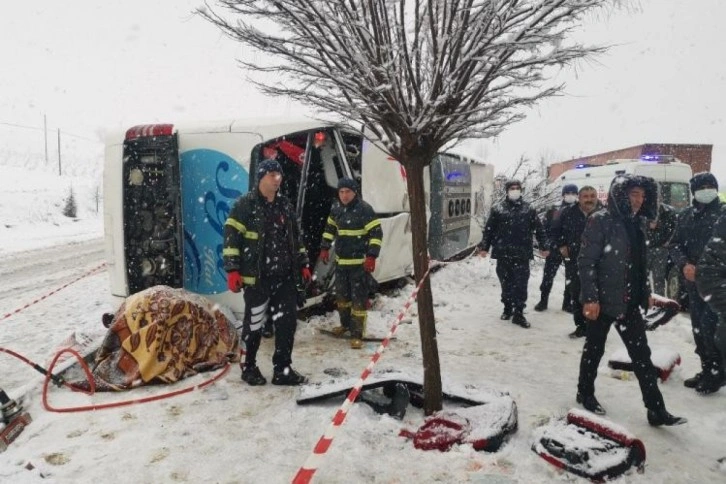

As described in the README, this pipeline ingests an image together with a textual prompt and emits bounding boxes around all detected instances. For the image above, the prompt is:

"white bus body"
[103,120,494,316]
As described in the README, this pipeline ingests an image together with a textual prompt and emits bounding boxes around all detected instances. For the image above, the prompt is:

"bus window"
[339,131,363,185]
[301,130,341,265]
[253,135,306,202]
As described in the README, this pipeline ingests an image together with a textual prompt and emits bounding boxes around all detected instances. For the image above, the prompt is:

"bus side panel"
[103,138,128,299]
[178,133,261,306]
[428,155,473,260]
[469,163,494,249]
[374,213,413,283]
[360,140,409,213]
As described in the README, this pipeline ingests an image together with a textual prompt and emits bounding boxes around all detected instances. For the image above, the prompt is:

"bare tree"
[200,0,621,414]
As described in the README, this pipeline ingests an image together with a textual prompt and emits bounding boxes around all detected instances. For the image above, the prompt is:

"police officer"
[319,178,382,349]
[477,179,549,328]
[670,172,725,394]
[697,210,726,387]
[223,158,311,386]
[534,184,578,312]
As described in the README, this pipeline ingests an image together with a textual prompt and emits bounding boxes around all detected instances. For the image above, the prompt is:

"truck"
[103,119,495,317]
[551,156,693,303]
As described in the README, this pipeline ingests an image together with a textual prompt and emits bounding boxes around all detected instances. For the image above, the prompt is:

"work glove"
[363,256,376,273]
[301,266,312,283]
[227,271,243,293]
[319,249,330,264]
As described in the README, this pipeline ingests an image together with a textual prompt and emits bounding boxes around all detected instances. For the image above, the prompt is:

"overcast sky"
[1,0,723,181]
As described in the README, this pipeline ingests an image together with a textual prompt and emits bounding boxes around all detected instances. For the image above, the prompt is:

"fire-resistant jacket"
[223,190,308,286]
[321,197,382,265]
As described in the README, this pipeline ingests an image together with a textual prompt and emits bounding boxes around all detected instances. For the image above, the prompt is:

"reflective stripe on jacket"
[321,197,382,265]
[223,190,308,285]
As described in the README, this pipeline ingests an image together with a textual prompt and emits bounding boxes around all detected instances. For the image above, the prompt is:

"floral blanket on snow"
[80,285,239,391]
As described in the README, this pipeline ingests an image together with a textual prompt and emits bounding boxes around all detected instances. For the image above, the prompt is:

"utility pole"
[57,129,62,176]
[44,114,48,165]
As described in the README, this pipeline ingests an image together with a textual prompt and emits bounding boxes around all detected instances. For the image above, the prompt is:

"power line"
[0,120,100,143]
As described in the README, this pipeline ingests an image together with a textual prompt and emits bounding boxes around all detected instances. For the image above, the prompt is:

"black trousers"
[495,257,530,312]
[241,276,298,372]
[564,259,585,330]
[539,250,562,295]
[334,265,370,338]
[577,307,665,412]
[686,281,724,375]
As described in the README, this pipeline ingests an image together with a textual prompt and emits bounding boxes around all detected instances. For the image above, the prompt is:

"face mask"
[507,189,522,201]
[694,188,718,204]
[564,194,578,204]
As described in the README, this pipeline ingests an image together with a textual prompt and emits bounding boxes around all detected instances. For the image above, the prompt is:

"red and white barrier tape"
[292,266,432,484]
[1,262,106,322]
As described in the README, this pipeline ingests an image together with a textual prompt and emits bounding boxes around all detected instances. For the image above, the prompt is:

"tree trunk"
[404,159,442,415]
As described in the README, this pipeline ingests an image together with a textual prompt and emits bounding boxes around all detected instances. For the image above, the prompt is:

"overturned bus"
[103,120,494,316]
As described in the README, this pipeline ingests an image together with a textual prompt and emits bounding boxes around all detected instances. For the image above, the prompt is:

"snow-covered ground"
[1,166,724,483]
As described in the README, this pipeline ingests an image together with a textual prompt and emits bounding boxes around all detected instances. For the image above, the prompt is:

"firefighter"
[223,158,311,386]
[319,178,382,349]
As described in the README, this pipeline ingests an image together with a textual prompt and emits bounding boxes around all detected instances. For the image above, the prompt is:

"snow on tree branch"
[199,0,624,159]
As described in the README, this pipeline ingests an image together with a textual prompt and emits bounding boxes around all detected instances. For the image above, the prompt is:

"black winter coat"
[669,198,724,268]
[540,202,576,250]
[551,204,596,260]
[696,211,726,316]
[646,203,677,249]
[479,198,548,260]
[223,190,308,286]
[578,176,656,318]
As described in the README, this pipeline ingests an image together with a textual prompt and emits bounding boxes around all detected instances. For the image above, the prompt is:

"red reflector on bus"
[125,124,174,140]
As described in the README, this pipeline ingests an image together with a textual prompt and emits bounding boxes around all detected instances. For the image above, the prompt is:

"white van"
[554,158,692,211]
[103,119,494,316]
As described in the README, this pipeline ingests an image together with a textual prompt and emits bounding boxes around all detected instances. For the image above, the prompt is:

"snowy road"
[0,238,110,394]
[0,238,105,300]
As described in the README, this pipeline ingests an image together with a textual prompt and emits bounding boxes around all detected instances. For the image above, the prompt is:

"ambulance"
[554,156,692,211]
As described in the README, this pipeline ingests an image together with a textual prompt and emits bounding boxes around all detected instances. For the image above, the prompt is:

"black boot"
[696,370,725,395]
[576,392,606,415]
[500,307,513,320]
[683,372,703,388]
[512,311,530,328]
[262,321,274,338]
[241,365,267,386]
[568,326,586,339]
[534,295,548,312]
[647,408,687,426]
[272,366,308,386]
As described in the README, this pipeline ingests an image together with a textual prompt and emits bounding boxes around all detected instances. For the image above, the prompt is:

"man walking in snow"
[223,157,311,386]
[533,183,578,312]
[576,174,686,426]
[319,177,382,349]
[477,179,549,328]
[670,172,725,394]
